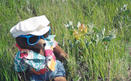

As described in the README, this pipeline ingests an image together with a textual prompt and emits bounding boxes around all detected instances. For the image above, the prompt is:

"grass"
[0,0,131,81]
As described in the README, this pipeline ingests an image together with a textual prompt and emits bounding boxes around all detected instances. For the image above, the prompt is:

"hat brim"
[29,26,50,36]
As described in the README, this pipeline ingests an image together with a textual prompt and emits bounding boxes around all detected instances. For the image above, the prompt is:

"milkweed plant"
[63,21,127,81]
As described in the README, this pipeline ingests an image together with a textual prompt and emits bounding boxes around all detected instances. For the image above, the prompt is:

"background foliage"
[0,0,131,81]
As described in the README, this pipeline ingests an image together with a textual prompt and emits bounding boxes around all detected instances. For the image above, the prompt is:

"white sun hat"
[10,15,50,38]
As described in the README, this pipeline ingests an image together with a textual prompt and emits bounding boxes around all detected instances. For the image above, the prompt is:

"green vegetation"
[0,0,131,81]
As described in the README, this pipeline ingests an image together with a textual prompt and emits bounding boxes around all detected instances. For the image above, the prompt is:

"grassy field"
[0,0,131,81]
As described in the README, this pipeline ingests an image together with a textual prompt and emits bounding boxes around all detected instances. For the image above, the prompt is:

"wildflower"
[64,24,69,28]
[102,28,105,36]
[79,24,84,32]
[78,24,87,33]
[73,30,80,40]
[121,4,128,11]
[123,4,127,8]
[77,22,81,28]
[84,26,88,33]
[72,26,74,29]
[69,21,73,26]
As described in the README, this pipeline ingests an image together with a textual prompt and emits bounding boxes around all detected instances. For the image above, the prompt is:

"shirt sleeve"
[53,40,58,48]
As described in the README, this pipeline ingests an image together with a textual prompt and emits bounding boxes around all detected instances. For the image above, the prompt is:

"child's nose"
[38,39,45,45]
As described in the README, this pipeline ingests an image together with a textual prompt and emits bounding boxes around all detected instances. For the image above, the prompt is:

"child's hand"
[53,45,69,60]
[60,52,69,59]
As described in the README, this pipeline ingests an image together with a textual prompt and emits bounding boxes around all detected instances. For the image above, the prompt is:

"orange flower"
[79,24,84,32]
[78,24,88,33]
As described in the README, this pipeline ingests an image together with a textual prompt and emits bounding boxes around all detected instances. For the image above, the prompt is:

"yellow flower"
[84,26,87,33]
[72,23,88,40]
[73,30,80,40]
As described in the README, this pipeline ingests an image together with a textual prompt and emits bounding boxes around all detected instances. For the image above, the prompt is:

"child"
[10,15,68,81]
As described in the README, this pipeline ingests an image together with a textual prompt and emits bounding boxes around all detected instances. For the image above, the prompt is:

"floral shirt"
[14,35,57,74]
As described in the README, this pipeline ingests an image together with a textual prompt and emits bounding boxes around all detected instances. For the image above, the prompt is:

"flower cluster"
[64,21,88,40]
[73,24,87,40]
[64,21,116,48]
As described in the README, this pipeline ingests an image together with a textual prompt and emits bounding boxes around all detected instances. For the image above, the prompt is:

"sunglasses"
[19,29,51,45]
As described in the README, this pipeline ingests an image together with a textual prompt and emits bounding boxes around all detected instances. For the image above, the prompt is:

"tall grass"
[0,0,131,81]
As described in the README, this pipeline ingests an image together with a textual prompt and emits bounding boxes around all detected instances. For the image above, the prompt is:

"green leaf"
[102,34,116,41]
